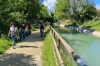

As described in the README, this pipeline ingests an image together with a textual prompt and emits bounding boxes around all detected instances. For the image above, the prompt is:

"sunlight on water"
[54,27,100,66]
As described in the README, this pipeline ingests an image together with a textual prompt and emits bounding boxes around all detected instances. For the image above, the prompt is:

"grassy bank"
[63,19,100,31]
[0,38,12,54]
[80,20,100,31]
[42,27,57,66]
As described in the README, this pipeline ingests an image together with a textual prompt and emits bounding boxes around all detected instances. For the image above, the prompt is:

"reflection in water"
[54,26,100,66]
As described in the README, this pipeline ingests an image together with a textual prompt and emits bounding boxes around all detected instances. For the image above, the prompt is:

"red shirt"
[28,23,31,27]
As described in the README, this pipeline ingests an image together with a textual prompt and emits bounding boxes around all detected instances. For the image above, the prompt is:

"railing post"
[53,32,55,38]
[50,25,51,30]
[51,29,53,35]
[57,38,60,50]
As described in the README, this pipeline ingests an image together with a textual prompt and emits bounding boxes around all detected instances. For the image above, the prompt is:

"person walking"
[20,23,26,40]
[27,22,32,34]
[8,22,19,49]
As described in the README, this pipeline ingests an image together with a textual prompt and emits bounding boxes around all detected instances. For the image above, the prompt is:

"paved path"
[0,29,43,66]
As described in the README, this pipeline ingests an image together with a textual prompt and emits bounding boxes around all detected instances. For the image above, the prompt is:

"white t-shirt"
[10,27,17,35]
[10,27,17,32]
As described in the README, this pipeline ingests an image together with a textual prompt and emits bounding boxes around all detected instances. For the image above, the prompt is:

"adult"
[27,22,32,34]
[20,23,26,40]
[39,20,45,38]
[8,22,19,49]
[39,20,45,31]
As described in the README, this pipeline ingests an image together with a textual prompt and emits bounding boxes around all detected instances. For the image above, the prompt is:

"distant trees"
[55,0,69,20]
[54,0,97,25]
[37,4,49,20]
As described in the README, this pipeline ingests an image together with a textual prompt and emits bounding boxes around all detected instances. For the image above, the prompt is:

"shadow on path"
[22,31,43,42]
[0,29,43,66]
[19,45,39,48]
[0,53,38,66]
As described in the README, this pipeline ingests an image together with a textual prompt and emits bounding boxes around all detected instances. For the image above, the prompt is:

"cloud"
[43,0,56,12]
[96,4,100,10]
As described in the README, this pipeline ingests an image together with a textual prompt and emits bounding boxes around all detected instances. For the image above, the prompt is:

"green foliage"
[42,27,56,66]
[80,20,100,31]
[31,24,38,31]
[0,38,12,54]
[55,0,69,20]
[0,0,49,37]
[54,0,97,27]
[81,4,97,20]
[37,4,49,20]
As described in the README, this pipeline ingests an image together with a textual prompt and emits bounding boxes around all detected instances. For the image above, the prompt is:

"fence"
[50,26,87,66]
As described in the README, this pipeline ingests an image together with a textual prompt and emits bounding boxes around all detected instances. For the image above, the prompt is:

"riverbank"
[59,24,100,38]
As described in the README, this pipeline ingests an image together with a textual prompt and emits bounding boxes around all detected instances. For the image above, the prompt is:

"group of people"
[8,21,45,49]
[8,22,32,49]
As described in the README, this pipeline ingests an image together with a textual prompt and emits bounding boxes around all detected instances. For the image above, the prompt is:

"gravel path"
[0,29,43,66]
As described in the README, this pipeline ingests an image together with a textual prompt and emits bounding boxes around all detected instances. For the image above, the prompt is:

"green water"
[54,27,100,66]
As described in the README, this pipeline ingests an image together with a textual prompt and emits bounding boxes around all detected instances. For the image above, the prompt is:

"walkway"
[0,29,43,66]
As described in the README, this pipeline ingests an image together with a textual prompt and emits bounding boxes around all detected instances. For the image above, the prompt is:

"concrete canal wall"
[59,24,100,38]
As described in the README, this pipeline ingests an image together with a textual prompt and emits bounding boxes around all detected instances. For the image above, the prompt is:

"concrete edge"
[59,24,100,38]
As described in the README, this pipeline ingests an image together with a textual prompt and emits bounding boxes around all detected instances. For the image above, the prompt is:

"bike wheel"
[41,31,43,38]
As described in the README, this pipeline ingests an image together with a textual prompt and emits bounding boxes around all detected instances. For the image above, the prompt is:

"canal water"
[54,26,100,66]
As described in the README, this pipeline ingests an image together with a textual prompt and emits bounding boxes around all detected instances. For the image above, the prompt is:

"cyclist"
[39,20,45,38]
[27,22,32,34]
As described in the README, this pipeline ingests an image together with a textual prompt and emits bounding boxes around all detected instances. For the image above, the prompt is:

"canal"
[54,26,100,66]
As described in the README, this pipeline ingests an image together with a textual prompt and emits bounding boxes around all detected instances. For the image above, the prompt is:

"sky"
[94,0,100,9]
[43,0,56,12]
[43,0,100,13]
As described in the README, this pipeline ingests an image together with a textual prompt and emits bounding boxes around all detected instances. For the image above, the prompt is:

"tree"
[37,4,49,20]
[54,0,70,20]
[54,0,97,26]
[0,0,49,35]
[81,4,97,20]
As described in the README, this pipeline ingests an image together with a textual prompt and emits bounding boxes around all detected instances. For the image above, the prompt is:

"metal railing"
[50,26,87,66]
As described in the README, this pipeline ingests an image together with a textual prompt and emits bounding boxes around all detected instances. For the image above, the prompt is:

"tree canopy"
[0,0,49,35]
[54,0,97,25]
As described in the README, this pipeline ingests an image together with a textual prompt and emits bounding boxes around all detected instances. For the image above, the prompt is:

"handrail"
[50,31,65,66]
[50,26,87,66]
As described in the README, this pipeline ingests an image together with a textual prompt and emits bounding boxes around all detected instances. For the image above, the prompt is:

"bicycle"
[40,29,44,38]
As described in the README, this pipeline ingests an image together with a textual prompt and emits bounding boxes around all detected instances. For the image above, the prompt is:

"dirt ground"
[0,29,44,66]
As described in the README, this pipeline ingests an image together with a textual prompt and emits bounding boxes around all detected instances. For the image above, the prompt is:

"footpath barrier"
[50,30,64,66]
[50,26,87,66]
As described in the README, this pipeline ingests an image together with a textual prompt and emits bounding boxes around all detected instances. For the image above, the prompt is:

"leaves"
[0,0,49,35]
[54,0,97,25]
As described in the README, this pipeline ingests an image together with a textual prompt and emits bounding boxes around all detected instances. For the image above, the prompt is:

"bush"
[0,38,12,54]
[0,47,5,54]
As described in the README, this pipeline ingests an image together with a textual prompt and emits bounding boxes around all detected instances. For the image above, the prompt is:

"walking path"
[0,29,43,66]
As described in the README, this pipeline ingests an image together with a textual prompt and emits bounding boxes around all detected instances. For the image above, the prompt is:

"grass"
[0,38,12,54]
[79,20,100,31]
[60,43,77,66]
[66,19,100,31]
[42,27,57,66]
